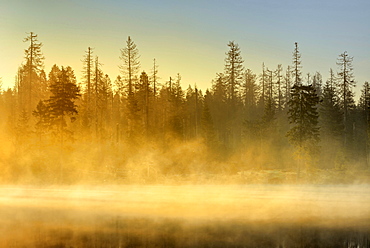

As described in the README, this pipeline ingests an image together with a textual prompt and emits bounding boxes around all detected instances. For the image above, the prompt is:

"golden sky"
[1,0,369,96]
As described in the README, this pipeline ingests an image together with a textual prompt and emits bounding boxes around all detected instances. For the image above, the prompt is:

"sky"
[0,0,369,98]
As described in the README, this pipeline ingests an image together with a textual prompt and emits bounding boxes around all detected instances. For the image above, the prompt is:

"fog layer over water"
[1,185,370,221]
[1,185,370,247]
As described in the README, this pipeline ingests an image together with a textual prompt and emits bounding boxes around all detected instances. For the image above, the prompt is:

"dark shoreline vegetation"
[2,215,370,247]
[0,33,369,185]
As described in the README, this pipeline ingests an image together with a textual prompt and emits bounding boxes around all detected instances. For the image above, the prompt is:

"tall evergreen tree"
[169,74,185,137]
[201,92,216,147]
[151,58,160,98]
[209,73,229,146]
[33,100,51,140]
[312,72,323,98]
[82,47,94,108]
[358,82,370,166]
[224,41,244,104]
[275,64,283,111]
[319,69,343,140]
[79,47,94,134]
[337,51,356,146]
[47,66,80,142]
[287,43,320,174]
[126,91,141,138]
[242,69,258,112]
[138,71,151,135]
[99,73,113,138]
[283,65,292,109]
[287,84,320,174]
[20,32,45,112]
[292,42,302,86]
[119,36,140,95]
[262,68,276,127]
[258,63,268,108]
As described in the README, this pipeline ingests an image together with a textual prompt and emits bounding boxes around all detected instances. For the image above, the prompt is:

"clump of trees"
[0,32,369,183]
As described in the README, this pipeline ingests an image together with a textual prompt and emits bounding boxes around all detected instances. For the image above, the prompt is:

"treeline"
[0,33,369,182]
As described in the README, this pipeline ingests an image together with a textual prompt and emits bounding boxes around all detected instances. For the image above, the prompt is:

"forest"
[0,32,369,185]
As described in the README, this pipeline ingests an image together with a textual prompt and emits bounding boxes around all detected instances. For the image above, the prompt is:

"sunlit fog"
[1,1,370,247]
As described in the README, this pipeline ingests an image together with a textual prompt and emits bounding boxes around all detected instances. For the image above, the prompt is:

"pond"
[1,185,369,247]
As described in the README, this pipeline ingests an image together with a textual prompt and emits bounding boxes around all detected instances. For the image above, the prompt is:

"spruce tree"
[262,68,276,127]
[201,93,216,147]
[283,65,292,109]
[138,71,151,135]
[169,74,185,137]
[20,32,45,112]
[119,36,140,95]
[292,42,302,86]
[359,82,370,166]
[275,64,283,111]
[151,58,160,98]
[80,47,94,134]
[287,85,320,170]
[337,51,356,146]
[258,63,268,108]
[287,42,319,174]
[82,47,94,109]
[210,73,231,148]
[312,72,323,98]
[319,69,343,140]
[242,69,258,116]
[224,41,244,105]
[223,41,244,148]
[47,66,80,142]
[33,100,51,140]
[99,74,113,138]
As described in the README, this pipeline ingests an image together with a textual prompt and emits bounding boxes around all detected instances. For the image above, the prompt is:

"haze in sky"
[1,0,369,96]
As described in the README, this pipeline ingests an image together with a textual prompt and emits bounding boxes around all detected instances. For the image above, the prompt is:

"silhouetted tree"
[358,81,370,166]
[120,36,140,95]
[185,85,202,139]
[319,69,343,140]
[275,64,283,111]
[263,68,276,126]
[337,51,356,146]
[287,84,320,174]
[312,72,323,98]
[20,32,45,112]
[137,71,151,135]
[292,42,302,86]
[82,47,94,109]
[283,65,292,108]
[223,41,244,148]
[169,74,185,137]
[225,41,244,104]
[79,47,94,134]
[201,92,216,147]
[258,63,268,108]
[243,69,258,112]
[209,73,229,147]
[47,66,80,143]
[82,47,94,107]
[99,73,113,138]
[151,58,160,98]
[33,100,51,140]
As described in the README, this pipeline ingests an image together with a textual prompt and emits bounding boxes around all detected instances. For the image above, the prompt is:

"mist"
[1,33,370,247]
[1,185,370,247]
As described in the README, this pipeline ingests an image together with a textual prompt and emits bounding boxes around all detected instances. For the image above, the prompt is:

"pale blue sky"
[0,0,369,98]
